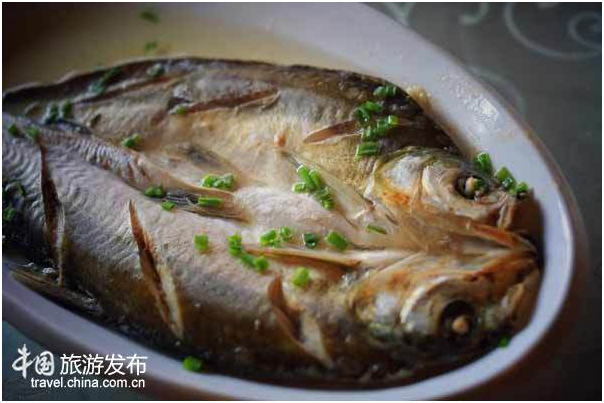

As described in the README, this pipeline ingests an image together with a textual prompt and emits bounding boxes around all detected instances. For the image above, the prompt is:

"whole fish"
[2,58,540,385]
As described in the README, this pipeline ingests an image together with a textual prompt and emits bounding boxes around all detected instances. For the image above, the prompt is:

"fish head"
[351,252,540,355]
[368,146,517,232]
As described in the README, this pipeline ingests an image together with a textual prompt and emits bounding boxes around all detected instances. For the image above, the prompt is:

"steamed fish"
[2,58,539,384]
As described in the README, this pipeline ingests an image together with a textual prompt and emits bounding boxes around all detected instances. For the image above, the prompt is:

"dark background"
[3,3,602,400]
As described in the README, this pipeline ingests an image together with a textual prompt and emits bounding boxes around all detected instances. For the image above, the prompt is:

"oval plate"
[2,3,588,400]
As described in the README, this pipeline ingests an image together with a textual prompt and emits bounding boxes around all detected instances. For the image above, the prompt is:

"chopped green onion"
[308,169,323,190]
[121,133,142,148]
[361,126,378,141]
[325,231,349,251]
[161,200,176,211]
[25,126,40,141]
[473,152,493,175]
[313,187,334,210]
[260,229,280,247]
[238,252,256,268]
[146,63,164,78]
[89,67,121,96]
[353,107,371,125]
[171,104,189,115]
[373,85,397,98]
[201,173,235,190]
[292,267,310,288]
[182,356,203,372]
[42,104,59,124]
[366,224,387,234]
[495,167,513,183]
[303,233,319,249]
[511,182,529,196]
[227,234,243,257]
[144,40,158,54]
[355,141,380,157]
[144,185,165,198]
[194,234,209,252]
[279,226,293,242]
[197,196,222,208]
[252,256,269,272]
[501,176,516,190]
[292,182,307,193]
[3,206,16,222]
[7,123,19,136]
[361,100,384,114]
[320,197,335,210]
[59,100,73,120]
[386,115,399,127]
[296,165,316,192]
[140,8,159,23]
[498,336,510,348]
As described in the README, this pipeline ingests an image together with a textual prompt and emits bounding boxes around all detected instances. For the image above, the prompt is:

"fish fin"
[169,88,279,115]
[303,120,358,144]
[245,244,413,270]
[10,268,103,317]
[128,200,185,339]
[267,277,333,368]
[39,144,69,286]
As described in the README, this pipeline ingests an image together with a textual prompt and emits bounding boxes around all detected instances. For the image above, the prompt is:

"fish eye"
[439,300,476,341]
[455,175,489,199]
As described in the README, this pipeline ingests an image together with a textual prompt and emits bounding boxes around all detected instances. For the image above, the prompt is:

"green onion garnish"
[353,107,371,125]
[7,123,19,136]
[146,63,165,78]
[313,187,334,210]
[197,197,222,207]
[238,252,256,268]
[161,200,176,211]
[279,226,293,242]
[3,206,16,222]
[386,115,399,127]
[194,234,209,252]
[182,356,203,372]
[325,231,349,251]
[292,182,307,193]
[144,185,165,198]
[303,233,319,249]
[25,126,40,140]
[42,104,59,124]
[296,165,316,192]
[227,234,243,257]
[498,336,510,348]
[355,141,380,157]
[144,40,158,54]
[140,8,159,23]
[252,256,269,272]
[366,224,387,234]
[260,229,280,247]
[373,85,398,98]
[473,152,493,175]
[121,133,142,149]
[292,267,310,288]
[308,169,323,189]
[512,182,529,196]
[171,104,189,115]
[60,100,73,120]
[495,167,513,183]
[89,66,121,96]
[361,100,384,114]
[201,173,235,190]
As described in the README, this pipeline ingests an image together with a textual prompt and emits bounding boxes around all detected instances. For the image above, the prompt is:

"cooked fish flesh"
[2,58,540,385]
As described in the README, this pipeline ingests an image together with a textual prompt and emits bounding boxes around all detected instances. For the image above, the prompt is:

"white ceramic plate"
[3,3,588,400]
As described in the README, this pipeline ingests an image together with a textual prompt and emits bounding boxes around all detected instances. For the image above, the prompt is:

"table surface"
[3,3,601,400]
